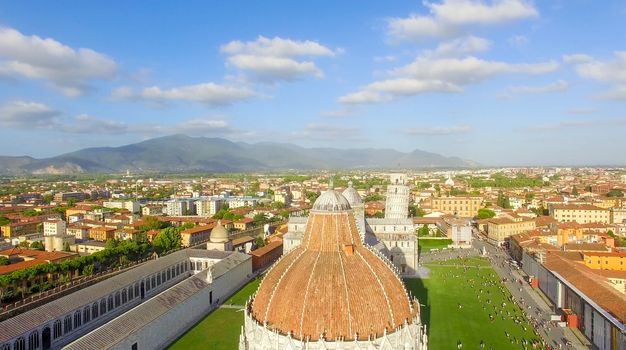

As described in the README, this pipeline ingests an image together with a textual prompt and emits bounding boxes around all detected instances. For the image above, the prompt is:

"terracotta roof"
[249,240,282,257]
[551,204,607,211]
[251,190,417,341]
[545,251,626,323]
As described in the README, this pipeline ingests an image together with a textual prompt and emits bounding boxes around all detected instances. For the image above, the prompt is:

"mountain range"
[0,135,478,174]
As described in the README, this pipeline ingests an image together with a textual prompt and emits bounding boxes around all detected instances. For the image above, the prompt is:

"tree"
[571,186,579,196]
[409,205,425,217]
[255,236,266,248]
[67,198,77,207]
[607,189,624,197]
[63,242,71,252]
[105,239,119,250]
[23,209,40,217]
[305,191,320,203]
[417,224,430,237]
[497,192,511,209]
[364,194,383,202]
[0,257,9,266]
[140,216,167,231]
[476,208,496,219]
[271,201,285,209]
[0,216,10,226]
[29,241,44,251]
[253,213,269,226]
[152,227,182,254]
[373,212,385,218]
[42,194,53,204]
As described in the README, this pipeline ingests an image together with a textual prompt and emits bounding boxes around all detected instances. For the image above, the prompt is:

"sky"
[0,0,625,166]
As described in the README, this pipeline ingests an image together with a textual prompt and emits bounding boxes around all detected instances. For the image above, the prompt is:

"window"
[53,320,62,339]
[27,331,38,350]
[131,343,138,350]
[108,295,114,310]
[100,300,106,315]
[157,274,161,285]
[74,310,82,328]
[85,305,92,322]
[13,337,25,350]
[122,289,127,304]
[129,286,134,300]
[64,315,72,333]
[1,344,9,350]
[134,283,139,297]
[167,269,171,281]
[115,292,121,307]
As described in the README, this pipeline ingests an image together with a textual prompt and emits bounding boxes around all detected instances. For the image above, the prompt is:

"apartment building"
[549,204,610,224]
[430,196,483,217]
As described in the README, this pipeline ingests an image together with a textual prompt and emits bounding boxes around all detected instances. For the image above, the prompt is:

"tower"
[385,173,410,219]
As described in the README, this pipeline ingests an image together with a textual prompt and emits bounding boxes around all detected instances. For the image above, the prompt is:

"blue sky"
[0,0,625,166]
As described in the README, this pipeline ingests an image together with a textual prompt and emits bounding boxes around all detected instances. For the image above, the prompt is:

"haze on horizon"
[0,0,625,166]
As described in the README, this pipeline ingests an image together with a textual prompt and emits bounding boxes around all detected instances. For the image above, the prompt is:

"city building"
[486,217,536,243]
[43,219,66,237]
[195,198,225,217]
[549,204,610,224]
[53,192,88,203]
[89,227,116,241]
[239,189,427,349]
[438,217,472,246]
[103,201,140,214]
[429,196,482,218]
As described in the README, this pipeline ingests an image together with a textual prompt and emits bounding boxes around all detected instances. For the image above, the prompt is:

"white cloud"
[112,82,255,105]
[373,55,397,63]
[0,27,117,96]
[340,55,558,104]
[221,36,339,83]
[566,51,626,100]
[0,100,59,128]
[504,80,569,96]
[434,36,491,57]
[221,36,336,57]
[563,53,594,64]
[403,125,472,135]
[508,35,529,48]
[226,55,322,81]
[338,90,390,105]
[387,0,538,41]
[321,108,356,118]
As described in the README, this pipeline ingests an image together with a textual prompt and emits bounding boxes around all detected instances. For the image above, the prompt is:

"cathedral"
[239,186,427,349]
[284,174,419,276]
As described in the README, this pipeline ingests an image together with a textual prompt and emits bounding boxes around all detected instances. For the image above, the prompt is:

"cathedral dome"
[210,221,229,243]
[342,181,362,206]
[312,188,352,212]
[249,190,417,342]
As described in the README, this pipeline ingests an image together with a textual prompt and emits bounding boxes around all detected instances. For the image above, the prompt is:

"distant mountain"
[0,134,478,174]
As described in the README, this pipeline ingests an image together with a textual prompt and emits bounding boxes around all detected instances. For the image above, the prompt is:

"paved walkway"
[219,304,244,309]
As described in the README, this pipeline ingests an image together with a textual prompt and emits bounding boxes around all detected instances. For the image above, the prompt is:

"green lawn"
[167,277,262,350]
[418,238,452,253]
[405,257,542,350]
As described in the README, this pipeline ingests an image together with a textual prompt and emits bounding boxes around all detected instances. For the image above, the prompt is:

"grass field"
[418,238,452,253]
[167,277,261,350]
[169,258,541,349]
[405,257,542,350]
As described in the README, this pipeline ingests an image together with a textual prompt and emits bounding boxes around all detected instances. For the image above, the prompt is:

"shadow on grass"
[404,278,430,337]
